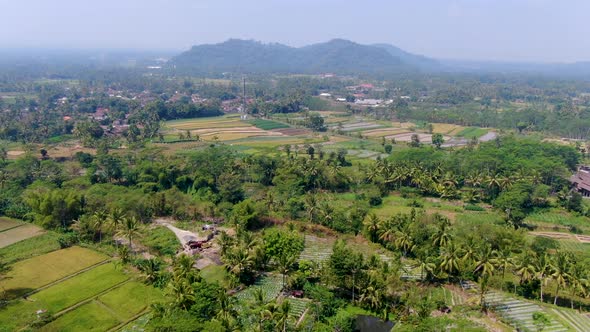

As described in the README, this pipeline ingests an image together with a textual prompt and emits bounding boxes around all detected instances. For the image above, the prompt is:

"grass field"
[200,264,229,287]
[0,246,108,298]
[525,211,589,230]
[456,127,488,138]
[0,223,44,248]
[248,119,289,130]
[0,232,61,265]
[141,226,180,256]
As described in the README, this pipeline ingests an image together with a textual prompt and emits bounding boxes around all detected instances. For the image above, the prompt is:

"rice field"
[0,246,109,298]
[0,222,45,248]
[432,123,464,135]
[362,128,409,137]
[248,119,290,130]
[456,127,489,138]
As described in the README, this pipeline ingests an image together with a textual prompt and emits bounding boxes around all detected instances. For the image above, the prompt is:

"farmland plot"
[0,223,44,248]
[299,235,334,263]
[235,274,283,303]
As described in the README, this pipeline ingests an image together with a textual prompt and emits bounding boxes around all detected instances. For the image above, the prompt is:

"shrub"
[57,233,79,248]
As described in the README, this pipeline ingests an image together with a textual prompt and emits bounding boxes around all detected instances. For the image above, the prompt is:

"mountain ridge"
[170,39,438,75]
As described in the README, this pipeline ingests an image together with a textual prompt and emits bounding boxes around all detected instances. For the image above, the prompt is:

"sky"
[1,0,589,63]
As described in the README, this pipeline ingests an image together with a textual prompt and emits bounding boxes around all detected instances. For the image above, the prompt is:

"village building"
[569,166,590,197]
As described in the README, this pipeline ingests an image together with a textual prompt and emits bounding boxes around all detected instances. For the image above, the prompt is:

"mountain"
[170,39,436,75]
[372,43,440,70]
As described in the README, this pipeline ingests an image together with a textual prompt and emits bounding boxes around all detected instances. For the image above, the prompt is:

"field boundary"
[52,278,132,317]
[0,224,25,233]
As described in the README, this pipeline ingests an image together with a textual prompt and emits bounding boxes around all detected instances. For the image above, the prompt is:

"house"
[319,93,331,97]
[570,166,590,197]
[354,99,383,106]
[89,107,109,121]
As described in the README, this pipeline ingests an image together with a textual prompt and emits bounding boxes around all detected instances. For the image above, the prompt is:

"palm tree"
[495,248,515,290]
[432,215,452,248]
[108,208,126,245]
[515,252,537,285]
[118,216,139,250]
[168,274,195,310]
[275,300,291,332]
[363,213,381,243]
[551,252,572,305]
[535,253,553,303]
[394,226,415,257]
[277,254,296,291]
[92,210,108,243]
[473,245,497,280]
[139,258,161,284]
[439,242,463,280]
[216,290,238,330]
[217,231,235,257]
[304,194,318,223]
[174,253,198,282]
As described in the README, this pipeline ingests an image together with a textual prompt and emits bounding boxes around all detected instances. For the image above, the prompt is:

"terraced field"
[235,274,283,303]
[0,218,45,248]
[0,243,164,332]
[551,308,590,332]
[461,281,571,332]
[0,246,108,298]
[299,235,334,263]
[288,298,311,319]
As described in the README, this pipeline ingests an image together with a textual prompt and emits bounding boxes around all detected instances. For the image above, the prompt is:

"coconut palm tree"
[108,208,126,244]
[515,252,537,285]
[363,213,381,243]
[432,215,452,248]
[439,242,463,280]
[495,248,515,290]
[551,252,572,305]
[92,210,108,243]
[535,252,553,303]
[473,245,497,280]
[117,216,139,250]
[277,254,296,291]
[275,300,291,332]
[217,231,235,257]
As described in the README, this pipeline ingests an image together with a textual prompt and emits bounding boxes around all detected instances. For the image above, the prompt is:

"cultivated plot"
[0,223,44,248]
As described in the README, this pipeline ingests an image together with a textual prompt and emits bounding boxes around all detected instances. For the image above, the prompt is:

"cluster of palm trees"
[218,230,267,286]
[248,288,293,332]
[363,211,590,310]
[369,159,545,200]
[75,208,139,250]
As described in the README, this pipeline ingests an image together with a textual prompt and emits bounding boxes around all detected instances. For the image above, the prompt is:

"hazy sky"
[1,0,589,63]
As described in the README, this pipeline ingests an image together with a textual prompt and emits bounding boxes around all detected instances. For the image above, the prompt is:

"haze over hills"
[170,39,441,75]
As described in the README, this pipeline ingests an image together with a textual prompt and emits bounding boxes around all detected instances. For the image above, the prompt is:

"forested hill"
[169,39,438,75]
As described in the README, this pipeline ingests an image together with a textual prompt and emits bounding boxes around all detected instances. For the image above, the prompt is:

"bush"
[464,204,485,211]
[57,233,79,248]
